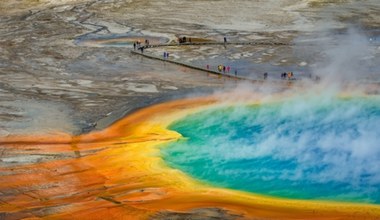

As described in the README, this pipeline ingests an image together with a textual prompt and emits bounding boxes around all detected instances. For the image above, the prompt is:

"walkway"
[131,50,247,81]
[143,41,289,49]
[131,40,299,85]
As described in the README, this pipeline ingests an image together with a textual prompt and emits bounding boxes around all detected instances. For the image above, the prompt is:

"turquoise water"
[161,96,380,204]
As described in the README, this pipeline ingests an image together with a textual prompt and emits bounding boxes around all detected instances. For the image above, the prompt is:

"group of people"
[178,36,192,43]
[133,39,150,53]
[281,72,294,80]
[217,65,231,73]
[132,37,312,82]
[163,52,170,59]
[205,64,238,76]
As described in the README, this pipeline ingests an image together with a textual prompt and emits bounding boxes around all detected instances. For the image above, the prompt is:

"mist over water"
[158,28,380,203]
[161,95,380,203]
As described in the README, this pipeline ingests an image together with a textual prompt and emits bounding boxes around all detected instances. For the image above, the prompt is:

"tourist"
[224,36,227,43]
[206,64,209,70]
[133,42,136,50]
[234,69,237,76]
[282,72,287,79]
[264,72,268,80]
[163,52,167,59]
[166,52,169,59]
[223,66,226,73]
[227,66,230,73]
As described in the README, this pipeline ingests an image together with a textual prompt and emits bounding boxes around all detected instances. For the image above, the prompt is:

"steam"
[162,27,380,202]
[311,28,376,84]
[163,95,380,202]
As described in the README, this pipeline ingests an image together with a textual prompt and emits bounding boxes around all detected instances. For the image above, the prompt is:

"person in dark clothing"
[224,36,227,43]
[281,72,286,79]
[264,72,268,79]
[133,42,136,50]
[223,66,226,73]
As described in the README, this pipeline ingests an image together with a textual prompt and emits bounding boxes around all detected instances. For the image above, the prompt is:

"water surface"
[162,96,380,204]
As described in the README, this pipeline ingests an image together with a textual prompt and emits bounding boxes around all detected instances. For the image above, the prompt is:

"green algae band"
[161,96,380,204]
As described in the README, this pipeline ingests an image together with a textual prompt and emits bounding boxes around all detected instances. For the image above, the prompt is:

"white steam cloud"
[165,28,380,202]
[312,28,377,84]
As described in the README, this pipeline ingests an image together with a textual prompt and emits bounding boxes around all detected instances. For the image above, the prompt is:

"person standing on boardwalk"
[287,72,292,80]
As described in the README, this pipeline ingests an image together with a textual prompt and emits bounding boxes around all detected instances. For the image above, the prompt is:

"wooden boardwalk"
[143,41,289,49]
[131,41,300,85]
[131,50,249,81]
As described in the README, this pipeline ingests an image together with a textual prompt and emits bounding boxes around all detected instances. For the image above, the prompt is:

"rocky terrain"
[1,0,379,135]
[0,0,379,219]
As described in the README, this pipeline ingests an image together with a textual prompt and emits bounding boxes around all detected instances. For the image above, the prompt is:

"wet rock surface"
[0,0,380,219]
[1,0,379,135]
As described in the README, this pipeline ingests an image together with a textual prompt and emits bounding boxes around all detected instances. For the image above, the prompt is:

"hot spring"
[161,95,380,204]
